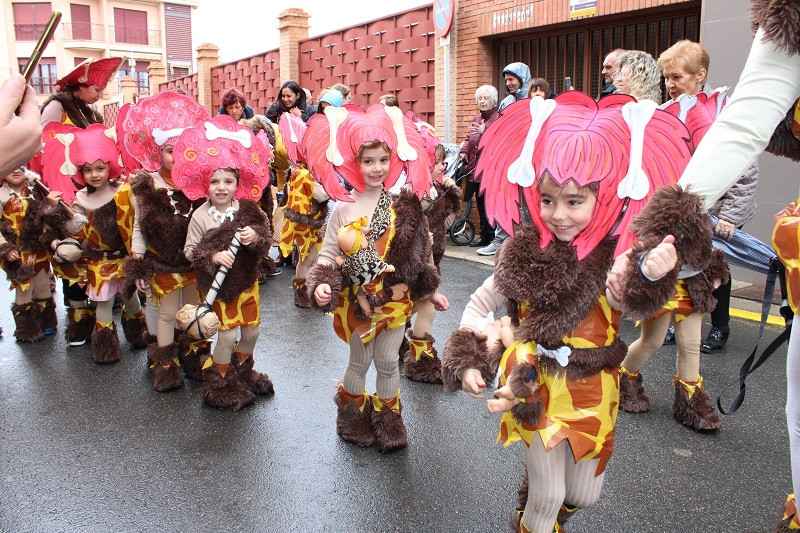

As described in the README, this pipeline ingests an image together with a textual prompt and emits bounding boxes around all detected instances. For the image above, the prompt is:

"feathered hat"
[476,91,692,259]
[56,57,124,89]
[302,103,431,201]
[171,114,272,201]
[118,89,211,172]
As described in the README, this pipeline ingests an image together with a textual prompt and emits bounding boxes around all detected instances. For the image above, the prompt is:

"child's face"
[432,157,446,180]
[539,177,596,242]
[161,145,174,172]
[359,146,391,191]
[82,159,111,188]
[530,87,547,98]
[208,168,238,208]
[4,168,26,188]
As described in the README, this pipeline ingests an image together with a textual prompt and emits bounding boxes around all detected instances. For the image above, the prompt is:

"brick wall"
[210,50,281,115]
[160,72,199,100]
[103,101,120,128]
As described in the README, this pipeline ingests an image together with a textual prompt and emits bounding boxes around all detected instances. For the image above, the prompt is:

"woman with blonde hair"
[614,50,662,103]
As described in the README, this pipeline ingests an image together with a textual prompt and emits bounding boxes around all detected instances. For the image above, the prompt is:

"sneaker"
[69,338,87,347]
[42,327,56,336]
[663,324,676,345]
[700,327,729,353]
[477,239,502,256]
[269,267,282,277]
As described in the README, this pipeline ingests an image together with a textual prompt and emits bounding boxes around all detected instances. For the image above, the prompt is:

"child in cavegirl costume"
[442,92,693,532]
[0,167,61,342]
[41,123,150,364]
[305,104,441,453]
[118,89,212,392]
[277,112,329,308]
[175,115,274,412]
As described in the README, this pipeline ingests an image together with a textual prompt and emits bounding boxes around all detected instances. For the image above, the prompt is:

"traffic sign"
[433,0,455,38]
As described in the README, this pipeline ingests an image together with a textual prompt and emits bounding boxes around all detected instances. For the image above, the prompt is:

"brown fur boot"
[672,375,721,431]
[334,385,376,447]
[147,342,183,392]
[403,332,443,383]
[508,472,528,532]
[121,310,149,348]
[91,321,121,364]
[776,494,800,532]
[12,302,44,343]
[201,361,255,411]
[231,352,274,395]
[619,367,651,413]
[293,277,311,308]
[35,297,57,335]
[371,393,407,453]
[66,306,95,346]
[557,503,578,529]
[178,333,208,381]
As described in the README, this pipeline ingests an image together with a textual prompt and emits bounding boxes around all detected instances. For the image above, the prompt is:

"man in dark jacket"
[597,49,626,101]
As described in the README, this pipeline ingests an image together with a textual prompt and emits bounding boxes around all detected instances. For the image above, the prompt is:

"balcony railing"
[109,25,161,47]
[62,22,105,41]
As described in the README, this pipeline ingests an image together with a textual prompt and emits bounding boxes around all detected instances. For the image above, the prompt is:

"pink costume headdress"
[171,114,272,201]
[476,91,692,259]
[302,103,431,201]
[404,110,440,170]
[55,57,123,89]
[278,112,308,165]
[118,89,211,172]
[41,122,124,203]
[662,88,728,151]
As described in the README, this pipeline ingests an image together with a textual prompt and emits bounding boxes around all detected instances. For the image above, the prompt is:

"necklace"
[208,204,235,222]
[166,189,190,218]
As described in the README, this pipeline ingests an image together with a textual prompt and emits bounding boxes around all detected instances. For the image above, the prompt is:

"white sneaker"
[69,338,87,347]
[476,239,502,256]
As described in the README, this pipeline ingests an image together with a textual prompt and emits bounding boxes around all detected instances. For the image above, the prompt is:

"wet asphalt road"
[0,256,792,532]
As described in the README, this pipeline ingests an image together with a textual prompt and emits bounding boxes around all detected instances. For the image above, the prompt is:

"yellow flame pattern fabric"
[279,165,325,261]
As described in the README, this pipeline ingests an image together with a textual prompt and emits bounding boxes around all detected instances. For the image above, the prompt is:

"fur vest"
[0,185,49,256]
[40,91,103,128]
[426,182,462,270]
[190,199,272,303]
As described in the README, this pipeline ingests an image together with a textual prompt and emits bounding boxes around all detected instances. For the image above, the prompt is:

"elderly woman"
[40,57,123,128]
[459,84,499,248]
[614,50,662,104]
[266,80,314,123]
[218,87,254,120]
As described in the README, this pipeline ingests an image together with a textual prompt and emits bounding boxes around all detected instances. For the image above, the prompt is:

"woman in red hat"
[40,57,123,128]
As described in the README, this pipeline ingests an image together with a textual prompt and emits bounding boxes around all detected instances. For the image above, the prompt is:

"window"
[118,61,150,94]
[74,56,87,66]
[13,2,52,41]
[171,66,189,79]
[114,8,148,45]
[69,3,91,39]
[19,57,57,94]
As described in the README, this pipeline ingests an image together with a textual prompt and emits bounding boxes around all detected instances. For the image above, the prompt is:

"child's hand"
[213,250,235,268]
[5,249,19,262]
[487,385,519,412]
[239,226,257,246]
[641,235,678,281]
[50,239,60,251]
[713,277,722,290]
[46,190,62,207]
[429,291,449,311]
[606,252,629,306]
[314,283,332,306]
[135,278,150,292]
[460,368,487,398]
[440,177,456,189]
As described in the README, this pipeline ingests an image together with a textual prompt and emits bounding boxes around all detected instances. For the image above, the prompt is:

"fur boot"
[147,342,183,392]
[557,503,578,529]
[178,333,208,381]
[35,297,57,335]
[293,277,311,308]
[334,385,376,447]
[403,332,443,384]
[619,368,651,413]
[91,321,121,365]
[231,352,274,395]
[12,302,44,343]
[776,493,800,533]
[121,310,150,348]
[508,472,528,532]
[66,306,95,346]
[371,393,407,453]
[672,375,721,431]
[200,361,255,411]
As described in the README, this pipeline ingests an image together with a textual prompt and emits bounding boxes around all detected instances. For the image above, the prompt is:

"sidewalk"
[443,241,786,325]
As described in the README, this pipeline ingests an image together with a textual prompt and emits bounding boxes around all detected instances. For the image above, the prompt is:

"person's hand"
[468,122,485,135]
[240,225,257,246]
[461,368,487,398]
[289,107,302,117]
[440,177,456,189]
[459,152,468,161]
[606,251,629,304]
[641,235,678,281]
[5,249,19,262]
[46,190,62,207]
[487,385,518,412]
[714,218,735,241]
[50,239,60,251]
[135,278,149,292]
[314,283,331,306]
[429,291,449,311]
[213,250,235,268]
[0,74,43,177]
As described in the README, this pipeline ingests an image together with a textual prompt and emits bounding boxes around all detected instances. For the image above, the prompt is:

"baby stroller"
[447,157,476,245]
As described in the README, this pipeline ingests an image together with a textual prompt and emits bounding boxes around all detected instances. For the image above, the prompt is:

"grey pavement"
[0,253,792,532]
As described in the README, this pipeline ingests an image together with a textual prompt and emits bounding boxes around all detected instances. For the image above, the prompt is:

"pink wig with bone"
[662,88,727,151]
[303,104,431,201]
[477,91,692,259]
[278,112,308,164]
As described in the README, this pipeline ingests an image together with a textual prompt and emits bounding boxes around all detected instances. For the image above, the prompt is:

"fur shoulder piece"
[751,0,800,56]
[442,328,500,393]
[765,104,800,161]
[494,225,615,346]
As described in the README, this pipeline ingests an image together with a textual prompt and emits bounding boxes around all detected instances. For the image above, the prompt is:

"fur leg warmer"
[619,368,651,413]
[147,342,183,392]
[306,262,343,313]
[12,302,44,343]
[672,375,721,431]
[371,393,407,454]
[201,362,255,411]
[508,472,528,532]
[442,328,499,393]
[121,310,149,348]
[231,352,274,395]
[66,307,95,345]
[334,385,376,448]
[293,277,311,308]
[776,494,800,533]
[178,333,208,381]
[91,321,121,365]
[35,297,57,334]
[403,332,443,384]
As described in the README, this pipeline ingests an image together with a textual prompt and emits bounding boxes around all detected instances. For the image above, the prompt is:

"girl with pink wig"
[441,91,694,532]
[305,103,441,453]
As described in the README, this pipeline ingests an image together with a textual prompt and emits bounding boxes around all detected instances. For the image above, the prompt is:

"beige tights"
[410,298,435,338]
[154,284,200,346]
[621,311,702,382]
[212,325,259,364]
[342,325,405,399]
[15,269,52,304]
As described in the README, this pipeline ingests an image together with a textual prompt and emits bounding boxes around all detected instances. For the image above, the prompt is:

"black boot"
[700,326,729,353]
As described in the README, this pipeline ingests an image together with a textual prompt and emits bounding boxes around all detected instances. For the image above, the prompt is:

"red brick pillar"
[197,43,220,112]
[278,8,310,84]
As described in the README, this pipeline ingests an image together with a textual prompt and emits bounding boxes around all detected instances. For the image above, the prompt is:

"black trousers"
[463,180,494,242]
